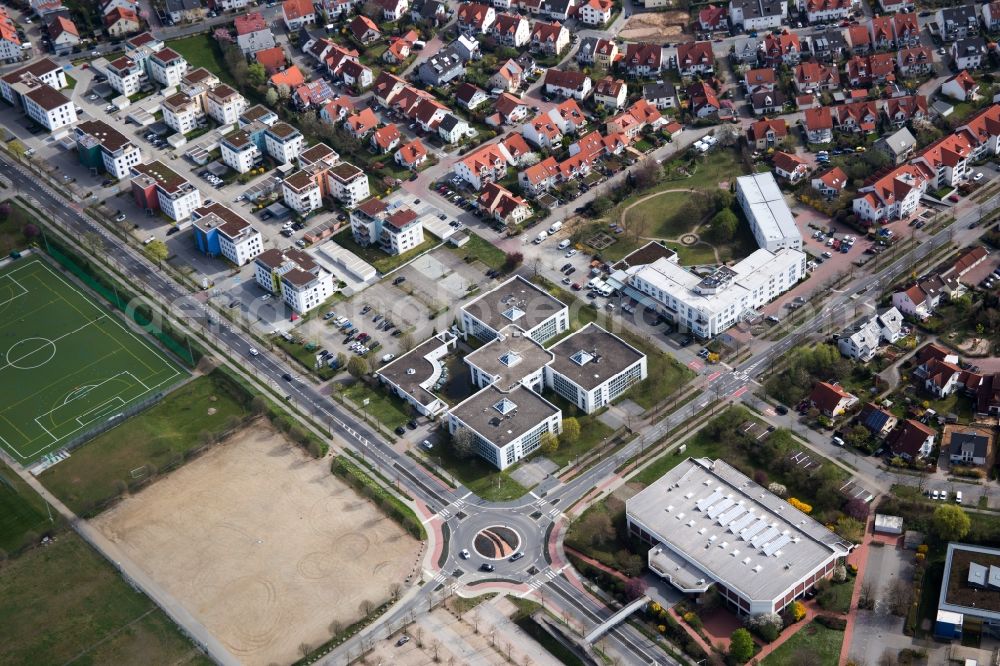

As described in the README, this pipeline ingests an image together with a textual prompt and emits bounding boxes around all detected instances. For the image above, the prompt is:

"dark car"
[167,225,181,236]
[775,405,789,415]
[282,373,293,381]
[510,552,524,562]
[394,426,406,436]
[393,276,406,285]
[480,563,495,572]
[407,420,418,430]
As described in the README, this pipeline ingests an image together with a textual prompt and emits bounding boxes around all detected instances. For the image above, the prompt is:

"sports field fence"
[40,235,200,367]
[59,391,169,456]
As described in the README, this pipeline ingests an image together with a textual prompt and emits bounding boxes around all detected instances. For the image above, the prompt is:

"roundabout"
[473,525,521,560]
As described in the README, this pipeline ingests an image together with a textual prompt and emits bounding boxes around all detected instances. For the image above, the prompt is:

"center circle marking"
[7,337,57,370]
[473,525,521,560]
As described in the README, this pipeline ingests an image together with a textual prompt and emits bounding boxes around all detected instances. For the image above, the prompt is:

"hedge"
[331,456,426,540]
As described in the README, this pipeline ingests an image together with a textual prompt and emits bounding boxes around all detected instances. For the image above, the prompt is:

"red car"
[571,283,581,291]
[949,194,960,203]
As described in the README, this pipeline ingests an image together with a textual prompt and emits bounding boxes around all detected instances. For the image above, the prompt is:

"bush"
[791,601,806,622]
[788,497,813,514]
[729,628,755,664]
[832,564,848,583]
[745,612,783,643]
[815,614,847,630]
[768,482,787,497]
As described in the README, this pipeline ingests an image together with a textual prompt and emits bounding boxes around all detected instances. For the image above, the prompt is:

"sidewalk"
[839,518,876,666]
[564,546,630,584]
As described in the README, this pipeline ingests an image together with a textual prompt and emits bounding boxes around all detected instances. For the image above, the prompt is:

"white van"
[956,491,963,504]
[557,239,571,250]
[548,220,563,234]
[534,231,548,244]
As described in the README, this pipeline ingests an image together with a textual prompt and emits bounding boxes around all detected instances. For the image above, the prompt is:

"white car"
[932,490,940,500]
[261,294,271,300]
[460,549,470,559]
[565,249,577,258]
[974,172,985,182]
[248,348,259,356]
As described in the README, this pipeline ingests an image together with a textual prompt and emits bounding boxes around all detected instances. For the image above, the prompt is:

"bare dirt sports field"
[91,426,418,665]
[618,11,690,42]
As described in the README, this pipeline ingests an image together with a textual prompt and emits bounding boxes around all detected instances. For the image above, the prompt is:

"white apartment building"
[191,202,263,266]
[447,384,562,469]
[254,248,333,313]
[206,84,246,126]
[220,129,263,173]
[130,161,203,221]
[327,162,370,207]
[0,58,67,103]
[22,84,76,131]
[377,331,458,418]
[74,119,142,180]
[349,198,424,255]
[162,92,201,134]
[619,248,806,339]
[628,458,851,616]
[104,56,145,96]
[544,323,648,414]
[147,48,189,88]
[263,122,303,164]
[281,169,323,215]
[736,172,803,253]
[460,275,570,343]
[837,307,904,361]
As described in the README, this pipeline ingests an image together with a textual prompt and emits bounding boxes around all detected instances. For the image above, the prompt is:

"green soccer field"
[0,256,185,465]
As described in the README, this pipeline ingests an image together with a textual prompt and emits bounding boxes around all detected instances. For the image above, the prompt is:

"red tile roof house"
[772,150,808,182]
[920,358,977,398]
[698,4,728,31]
[746,117,787,149]
[809,381,859,417]
[395,139,428,169]
[887,419,935,460]
[811,166,848,197]
[673,41,712,77]
[348,15,381,44]
[371,123,401,153]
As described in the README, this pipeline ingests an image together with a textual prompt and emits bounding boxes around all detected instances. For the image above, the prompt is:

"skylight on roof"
[570,350,594,366]
[502,306,525,322]
[493,398,517,415]
[499,351,521,368]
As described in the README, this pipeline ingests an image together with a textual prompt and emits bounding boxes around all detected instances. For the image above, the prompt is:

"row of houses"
[0,57,77,131]
[849,104,1000,223]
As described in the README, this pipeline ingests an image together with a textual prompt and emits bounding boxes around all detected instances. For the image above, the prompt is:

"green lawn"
[624,191,702,239]
[425,440,530,502]
[0,460,58,555]
[274,334,339,380]
[675,147,745,192]
[664,241,719,266]
[817,580,855,614]
[761,621,844,666]
[633,425,725,486]
[0,534,210,666]
[39,371,251,516]
[166,34,237,87]
[451,231,506,270]
[343,381,411,429]
[332,228,439,274]
[539,392,615,467]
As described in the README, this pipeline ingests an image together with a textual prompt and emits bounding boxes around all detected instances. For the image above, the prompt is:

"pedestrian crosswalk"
[525,568,560,592]
[437,497,466,520]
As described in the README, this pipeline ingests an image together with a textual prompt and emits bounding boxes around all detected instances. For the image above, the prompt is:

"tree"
[886,579,912,616]
[844,498,870,521]
[399,331,415,352]
[22,223,39,240]
[451,427,474,459]
[779,134,798,153]
[931,504,971,541]
[625,578,646,601]
[82,231,104,256]
[144,239,168,265]
[578,510,615,547]
[631,158,662,190]
[336,352,348,369]
[247,62,267,87]
[503,251,523,272]
[540,431,559,456]
[250,395,267,414]
[0,202,10,219]
[590,195,613,216]
[561,417,580,444]
[265,87,279,106]
[276,83,291,100]
[845,424,873,452]
[708,207,738,242]
[729,628,755,664]
[8,139,26,162]
[213,27,234,43]
[346,355,368,378]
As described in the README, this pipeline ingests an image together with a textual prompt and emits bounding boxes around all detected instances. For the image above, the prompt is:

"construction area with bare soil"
[91,425,419,666]
[618,10,690,43]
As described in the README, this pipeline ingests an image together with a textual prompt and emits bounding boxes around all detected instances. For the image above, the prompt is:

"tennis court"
[0,256,185,465]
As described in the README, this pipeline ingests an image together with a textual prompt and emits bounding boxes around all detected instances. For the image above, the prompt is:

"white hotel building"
[736,172,803,253]
[377,332,459,418]
[627,457,852,616]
